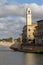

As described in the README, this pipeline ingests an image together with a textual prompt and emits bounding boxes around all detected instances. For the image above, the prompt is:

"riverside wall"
[22,45,43,51]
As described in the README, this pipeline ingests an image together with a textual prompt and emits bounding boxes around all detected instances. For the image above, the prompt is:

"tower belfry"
[26,8,32,25]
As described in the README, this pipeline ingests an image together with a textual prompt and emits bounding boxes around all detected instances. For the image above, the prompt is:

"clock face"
[28,11,30,14]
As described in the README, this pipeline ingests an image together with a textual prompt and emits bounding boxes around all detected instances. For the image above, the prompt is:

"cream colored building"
[22,23,37,43]
[22,8,37,43]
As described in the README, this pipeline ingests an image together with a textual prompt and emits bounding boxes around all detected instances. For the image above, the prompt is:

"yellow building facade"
[22,24,37,43]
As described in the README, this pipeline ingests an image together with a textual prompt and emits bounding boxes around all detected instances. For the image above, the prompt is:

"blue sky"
[0,0,43,39]
[8,0,43,5]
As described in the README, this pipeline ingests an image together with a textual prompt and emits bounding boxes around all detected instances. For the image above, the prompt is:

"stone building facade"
[35,20,43,44]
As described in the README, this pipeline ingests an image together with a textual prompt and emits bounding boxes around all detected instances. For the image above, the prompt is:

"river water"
[0,46,43,65]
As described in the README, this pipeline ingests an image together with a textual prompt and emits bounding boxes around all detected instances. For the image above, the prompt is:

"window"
[34,29,35,32]
[28,11,30,14]
[29,35,30,37]
[28,39,31,41]
[33,32,34,35]
[28,29,30,31]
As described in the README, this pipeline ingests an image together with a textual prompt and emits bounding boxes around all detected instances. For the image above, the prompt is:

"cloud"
[0,0,7,4]
[0,23,5,29]
[0,3,43,38]
[0,17,25,38]
[0,3,43,21]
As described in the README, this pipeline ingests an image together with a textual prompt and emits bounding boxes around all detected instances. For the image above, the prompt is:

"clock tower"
[26,8,32,40]
[26,8,32,25]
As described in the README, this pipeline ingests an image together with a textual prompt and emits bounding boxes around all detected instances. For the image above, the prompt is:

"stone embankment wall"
[22,45,43,51]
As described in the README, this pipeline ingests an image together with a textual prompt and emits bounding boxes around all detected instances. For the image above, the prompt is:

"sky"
[0,0,43,39]
[8,0,43,5]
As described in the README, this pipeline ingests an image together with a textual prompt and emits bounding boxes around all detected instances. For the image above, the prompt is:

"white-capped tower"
[26,8,32,25]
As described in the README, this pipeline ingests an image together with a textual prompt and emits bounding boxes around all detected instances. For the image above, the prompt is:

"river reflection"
[0,46,43,65]
[0,51,25,65]
[24,53,43,65]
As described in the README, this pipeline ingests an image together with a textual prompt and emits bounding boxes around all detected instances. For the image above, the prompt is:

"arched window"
[28,29,30,31]
[28,11,30,14]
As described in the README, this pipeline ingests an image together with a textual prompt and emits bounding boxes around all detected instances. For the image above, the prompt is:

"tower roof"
[26,8,31,11]
[26,8,31,15]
